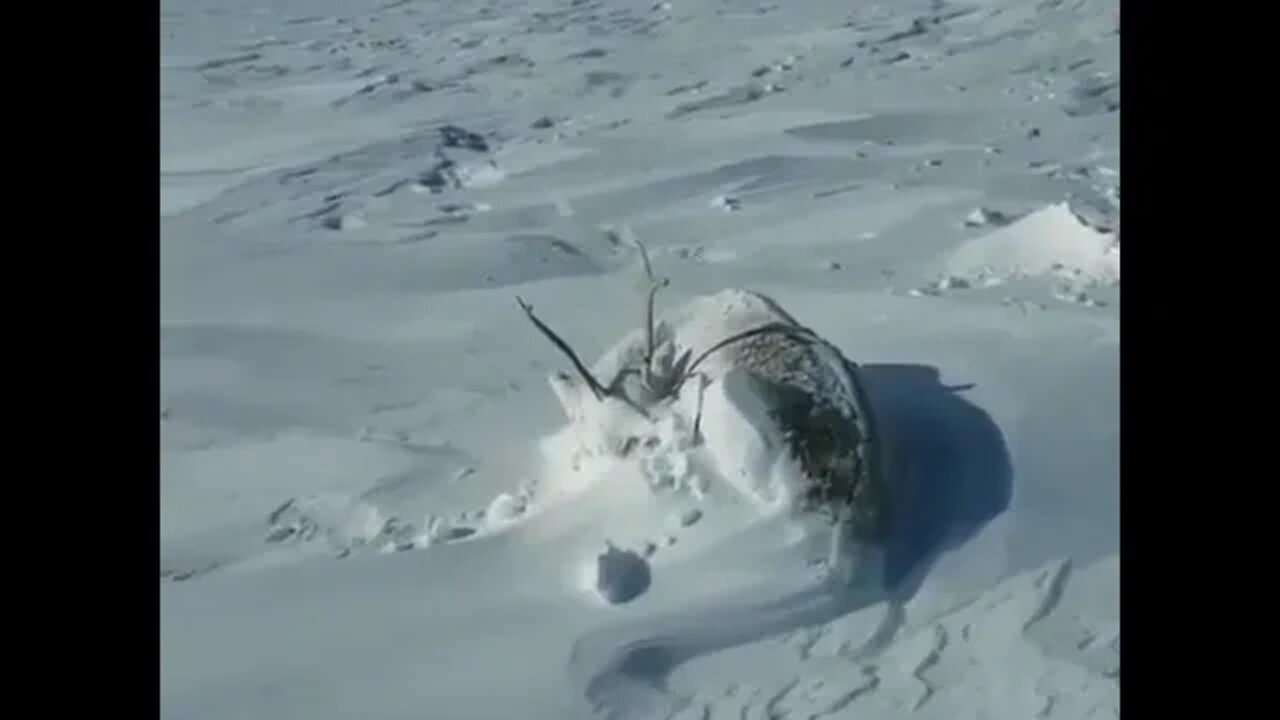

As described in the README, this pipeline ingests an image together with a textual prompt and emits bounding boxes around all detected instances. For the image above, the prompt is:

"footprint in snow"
[594,543,652,605]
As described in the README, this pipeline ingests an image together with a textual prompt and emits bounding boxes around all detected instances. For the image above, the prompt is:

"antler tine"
[635,234,656,282]
[676,322,819,391]
[633,238,670,383]
[516,296,606,401]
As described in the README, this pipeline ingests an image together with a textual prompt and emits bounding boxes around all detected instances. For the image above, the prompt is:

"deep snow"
[161,0,1119,718]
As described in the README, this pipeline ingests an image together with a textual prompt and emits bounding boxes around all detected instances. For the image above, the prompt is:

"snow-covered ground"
[161,1,1119,718]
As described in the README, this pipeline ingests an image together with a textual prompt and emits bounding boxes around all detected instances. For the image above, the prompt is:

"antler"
[516,296,606,401]
[516,296,655,421]
[633,238,670,386]
[677,322,819,390]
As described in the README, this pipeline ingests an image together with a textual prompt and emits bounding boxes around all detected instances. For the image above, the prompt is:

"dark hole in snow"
[616,645,673,678]
[438,125,489,152]
[268,499,297,525]
[419,159,459,192]
[444,526,477,542]
[680,509,703,527]
[619,436,640,457]
[596,545,651,604]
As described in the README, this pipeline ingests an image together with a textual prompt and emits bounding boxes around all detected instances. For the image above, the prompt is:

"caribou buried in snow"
[516,242,891,549]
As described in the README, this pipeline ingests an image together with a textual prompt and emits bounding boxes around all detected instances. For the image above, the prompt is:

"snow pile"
[485,492,529,528]
[946,202,1120,287]
[697,365,808,511]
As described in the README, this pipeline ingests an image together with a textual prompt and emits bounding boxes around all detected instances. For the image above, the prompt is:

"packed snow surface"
[161,0,1119,718]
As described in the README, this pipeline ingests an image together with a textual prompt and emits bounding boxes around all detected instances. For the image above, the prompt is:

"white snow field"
[161,1,1119,718]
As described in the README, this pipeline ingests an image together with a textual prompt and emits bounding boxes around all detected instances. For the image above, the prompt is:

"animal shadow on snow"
[564,365,1011,717]
[859,364,1013,597]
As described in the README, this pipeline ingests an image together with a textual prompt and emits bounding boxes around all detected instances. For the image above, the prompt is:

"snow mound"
[518,284,890,594]
[698,364,807,511]
[486,492,529,528]
[945,202,1120,286]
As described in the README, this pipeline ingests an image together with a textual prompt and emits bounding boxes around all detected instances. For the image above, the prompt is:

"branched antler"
[517,296,654,420]
[516,296,606,401]
[519,240,826,439]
